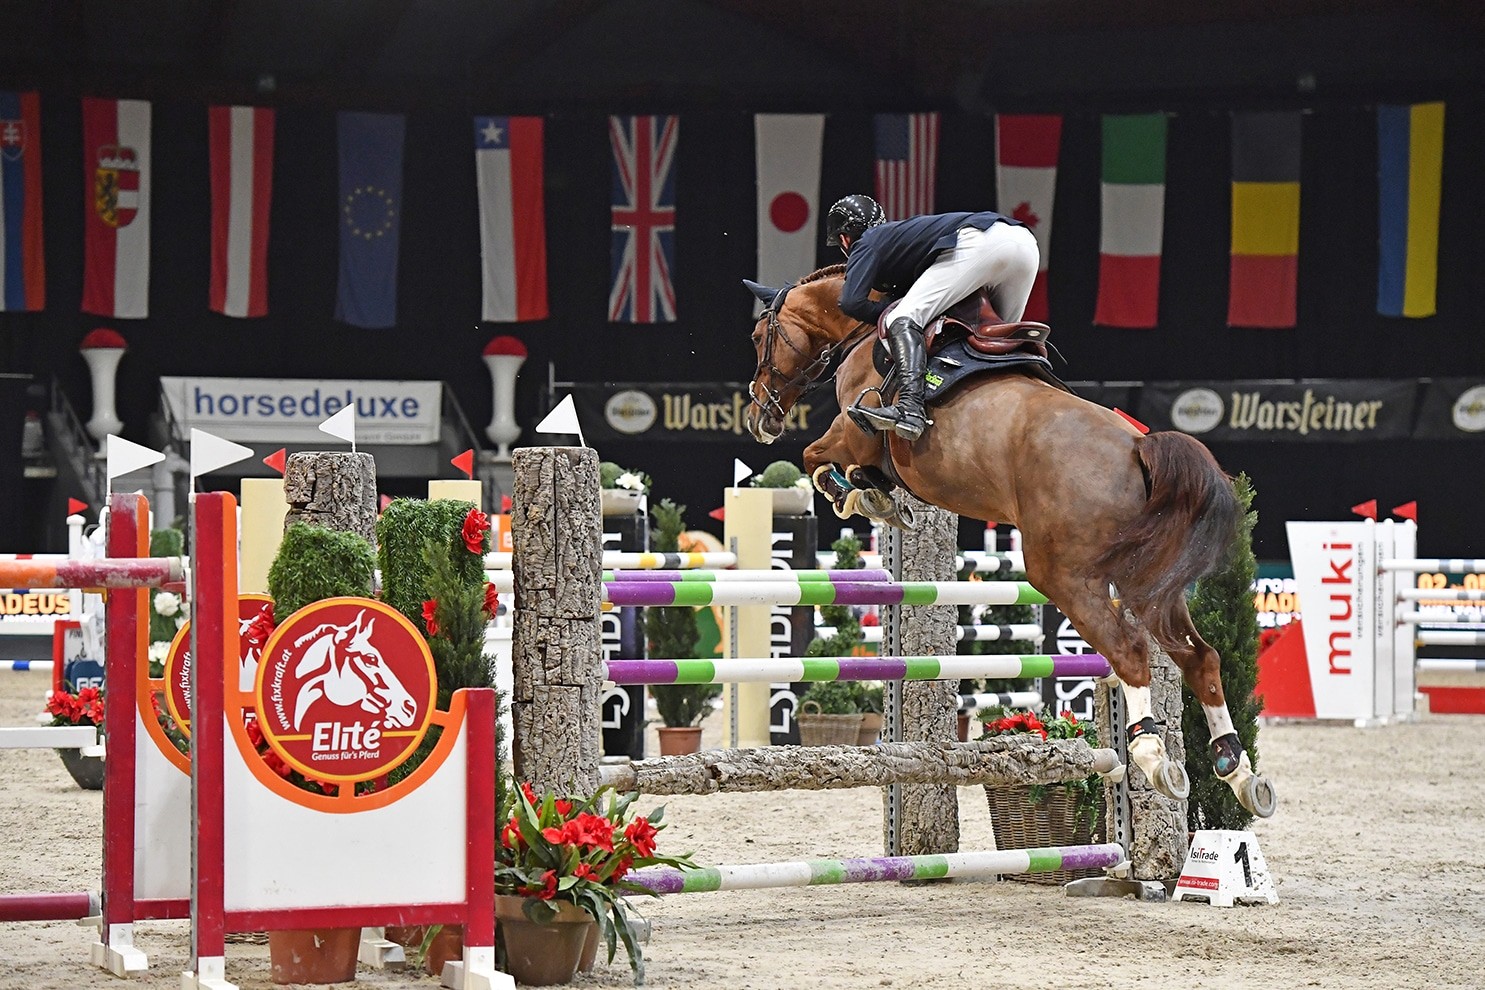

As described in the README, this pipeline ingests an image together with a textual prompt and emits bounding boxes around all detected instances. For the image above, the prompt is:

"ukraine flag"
[1377,102,1444,319]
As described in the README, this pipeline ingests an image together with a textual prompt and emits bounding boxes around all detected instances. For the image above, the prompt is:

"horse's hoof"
[1152,759,1190,801]
[896,503,917,529]
[1241,775,1277,818]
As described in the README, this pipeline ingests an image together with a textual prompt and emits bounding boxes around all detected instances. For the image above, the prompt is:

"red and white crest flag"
[755,114,823,299]
[994,114,1062,323]
[82,97,151,319]
[874,112,939,220]
[208,105,274,318]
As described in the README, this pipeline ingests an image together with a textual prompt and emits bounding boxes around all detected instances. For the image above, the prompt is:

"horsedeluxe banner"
[160,376,442,444]
[1137,379,1417,442]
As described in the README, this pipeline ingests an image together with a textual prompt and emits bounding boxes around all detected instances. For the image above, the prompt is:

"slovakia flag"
[0,90,45,312]
[82,97,151,319]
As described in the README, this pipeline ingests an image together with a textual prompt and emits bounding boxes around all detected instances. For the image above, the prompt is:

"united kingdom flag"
[609,115,677,323]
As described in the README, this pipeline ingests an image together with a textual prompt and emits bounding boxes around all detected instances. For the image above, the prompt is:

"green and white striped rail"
[628,844,1124,894]
[602,580,1048,608]
[484,550,737,571]
[601,654,1111,685]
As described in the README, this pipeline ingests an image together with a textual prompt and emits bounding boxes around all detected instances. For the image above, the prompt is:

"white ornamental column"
[482,335,527,462]
[79,328,128,449]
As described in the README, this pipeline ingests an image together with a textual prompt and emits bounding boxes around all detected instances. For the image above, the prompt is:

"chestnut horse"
[743,267,1276,818]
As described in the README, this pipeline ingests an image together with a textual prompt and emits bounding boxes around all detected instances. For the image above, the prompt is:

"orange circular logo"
[163,594,274,736]
[254,598,435,783]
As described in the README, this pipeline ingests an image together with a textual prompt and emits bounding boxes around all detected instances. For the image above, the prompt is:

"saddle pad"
[872,336,1071,407]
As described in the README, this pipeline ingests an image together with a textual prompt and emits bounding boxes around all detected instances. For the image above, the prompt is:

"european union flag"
[335,112,405,329]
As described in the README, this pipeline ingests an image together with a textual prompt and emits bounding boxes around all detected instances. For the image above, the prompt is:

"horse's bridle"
[750,286,874,425]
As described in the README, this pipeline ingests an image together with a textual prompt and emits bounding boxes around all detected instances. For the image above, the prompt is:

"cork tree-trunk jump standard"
[740,267,1276,820]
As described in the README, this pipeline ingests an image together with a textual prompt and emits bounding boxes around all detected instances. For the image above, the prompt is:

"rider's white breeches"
[892,223,1040,328]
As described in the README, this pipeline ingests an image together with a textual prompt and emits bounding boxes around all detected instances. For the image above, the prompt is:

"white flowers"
[794,476,813,491]
[153,592,181,617]
[614,472,647,493]
[148,641,170,664]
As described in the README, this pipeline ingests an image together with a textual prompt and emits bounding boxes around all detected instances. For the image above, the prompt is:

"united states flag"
[609,115,677,323]
[873,113,939,220]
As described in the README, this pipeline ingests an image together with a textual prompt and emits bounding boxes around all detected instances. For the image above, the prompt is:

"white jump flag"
[105,435,166,484]
[189,429,254,481]
[320,406,356,451]
[534,395,585,447]
[733,458,754,487]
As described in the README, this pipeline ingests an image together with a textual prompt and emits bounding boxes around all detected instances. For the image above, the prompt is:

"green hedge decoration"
[376,498,485,631]
[266,523,376,619]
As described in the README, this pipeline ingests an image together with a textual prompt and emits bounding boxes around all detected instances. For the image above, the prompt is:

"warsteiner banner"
[1138,379,1417,442]
[1414,378,1485,439]
[565,382,839,443]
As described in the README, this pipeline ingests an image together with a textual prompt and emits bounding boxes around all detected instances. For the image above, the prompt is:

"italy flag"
[1094,114,1166,328]
[1376,102,1444,319]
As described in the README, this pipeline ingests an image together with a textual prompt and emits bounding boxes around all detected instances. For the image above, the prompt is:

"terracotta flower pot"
[267,927,360,985]
[496,895,591,986]
[657,725,702,755]
[856,712,883,746]
[424,924,464,977]
[577,919,600,973]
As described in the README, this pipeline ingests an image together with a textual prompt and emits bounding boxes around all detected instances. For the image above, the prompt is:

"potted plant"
[494,781,697,986]
[955,553,1039,741]
[41,685,106,789]
[372,500,502,954]
[599,461,651,516]
[801,532,877,744]
[978,708,1105,885]
[259,521,379,984]
[795,680,867,746]
[646,499,720,755]
[749,459,814,514]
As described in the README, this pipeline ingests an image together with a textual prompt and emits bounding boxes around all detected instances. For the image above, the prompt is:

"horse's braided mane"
[796,264,845,285]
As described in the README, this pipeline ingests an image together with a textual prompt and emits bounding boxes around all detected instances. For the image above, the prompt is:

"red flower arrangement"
[421,598,440,637]
[460,507,490,555]
[980,706,1102,827]
[79,327,127,350]
[482,582,500,620]
[44,686,105,727]
[498,781,696,980]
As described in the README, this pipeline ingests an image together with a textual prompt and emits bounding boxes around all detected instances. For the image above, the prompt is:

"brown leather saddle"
[880,289,1052,359]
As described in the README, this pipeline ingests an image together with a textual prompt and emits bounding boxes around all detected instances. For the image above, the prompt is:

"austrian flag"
[609,115,677,323]
[82,97,151,319]
[208,105,274,318]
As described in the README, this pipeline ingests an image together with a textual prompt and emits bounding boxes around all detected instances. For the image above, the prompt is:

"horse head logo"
[290,610,419,731]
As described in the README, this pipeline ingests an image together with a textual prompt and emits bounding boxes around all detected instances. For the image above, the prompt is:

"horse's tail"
[1095,431,1241,647]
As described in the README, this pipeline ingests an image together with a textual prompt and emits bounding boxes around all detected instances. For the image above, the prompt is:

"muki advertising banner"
[565,382,839,444]
[160,376,443,444]
[1138,379,1417,442]
[1413,378,1485,439]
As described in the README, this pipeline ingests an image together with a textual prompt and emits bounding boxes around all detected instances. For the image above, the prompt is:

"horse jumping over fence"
[742,267,1276,819]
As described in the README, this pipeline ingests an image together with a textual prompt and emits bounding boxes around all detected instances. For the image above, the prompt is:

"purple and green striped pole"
[602,580,1048,608]
[602,654,1111,685]
[601,568,895,583]
[628,844,1124,894]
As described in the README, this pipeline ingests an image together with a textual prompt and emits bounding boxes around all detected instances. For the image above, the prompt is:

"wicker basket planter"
[796,701,864,747]
[984,784,1106,886]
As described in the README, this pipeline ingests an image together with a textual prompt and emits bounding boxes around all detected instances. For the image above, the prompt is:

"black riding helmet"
[824,194,885,248]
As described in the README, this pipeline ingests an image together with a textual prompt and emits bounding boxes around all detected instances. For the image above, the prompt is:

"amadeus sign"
[1139,379,1417,442]
[160,376,442,444]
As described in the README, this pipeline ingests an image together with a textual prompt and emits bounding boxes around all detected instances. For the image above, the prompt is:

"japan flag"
[755,114,823,308]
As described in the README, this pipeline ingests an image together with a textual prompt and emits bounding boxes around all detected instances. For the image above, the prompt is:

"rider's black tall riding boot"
[853,317,929,442]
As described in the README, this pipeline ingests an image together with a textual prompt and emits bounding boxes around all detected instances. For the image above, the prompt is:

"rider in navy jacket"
[826,195,1038,442]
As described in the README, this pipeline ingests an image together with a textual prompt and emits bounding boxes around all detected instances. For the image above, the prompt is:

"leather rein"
[750,285,874,425]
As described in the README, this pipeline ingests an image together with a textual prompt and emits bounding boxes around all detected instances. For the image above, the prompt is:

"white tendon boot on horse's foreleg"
[1206,704,1278,818]
[1123,683,1190,801]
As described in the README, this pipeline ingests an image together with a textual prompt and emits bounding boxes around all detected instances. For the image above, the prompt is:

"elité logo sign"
[255,599,435,783]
